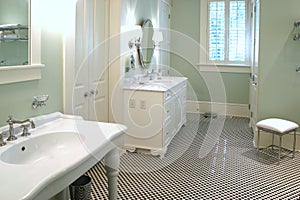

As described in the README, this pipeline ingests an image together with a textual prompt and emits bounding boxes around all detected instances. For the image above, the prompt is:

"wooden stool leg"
[293,129,296,158]
[257,129,261,152]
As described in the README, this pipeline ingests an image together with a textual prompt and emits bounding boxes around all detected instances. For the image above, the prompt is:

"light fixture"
[127,26,142,49]
[152,31,163,46]
[128,37,141,49]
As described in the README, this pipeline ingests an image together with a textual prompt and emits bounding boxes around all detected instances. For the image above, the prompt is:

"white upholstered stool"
[256,118,298,164]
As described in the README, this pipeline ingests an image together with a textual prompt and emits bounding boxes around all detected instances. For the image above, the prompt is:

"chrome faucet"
[148,69,157,80]
[6,115,35,141]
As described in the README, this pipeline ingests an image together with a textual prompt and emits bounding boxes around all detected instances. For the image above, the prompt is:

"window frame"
[200,0,252,70]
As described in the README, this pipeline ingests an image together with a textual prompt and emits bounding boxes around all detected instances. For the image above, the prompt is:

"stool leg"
[272,133,274,149]
[293,129,296,158]
[257,129,260,152]
[278,135,282,164]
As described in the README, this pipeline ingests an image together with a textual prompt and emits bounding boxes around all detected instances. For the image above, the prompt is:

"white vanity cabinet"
[123,77,187,158]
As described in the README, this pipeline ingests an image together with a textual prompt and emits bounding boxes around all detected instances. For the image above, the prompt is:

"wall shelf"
[0,24,28,42]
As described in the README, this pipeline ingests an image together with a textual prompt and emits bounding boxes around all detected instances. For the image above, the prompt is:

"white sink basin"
[151,79,173,84]
[0,132,84,165]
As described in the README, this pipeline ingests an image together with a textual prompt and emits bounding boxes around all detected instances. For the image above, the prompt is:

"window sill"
[0,64,45,84]
[196,64,251,73]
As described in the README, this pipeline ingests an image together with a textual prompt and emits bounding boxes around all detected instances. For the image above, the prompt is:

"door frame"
[249,0,260,131]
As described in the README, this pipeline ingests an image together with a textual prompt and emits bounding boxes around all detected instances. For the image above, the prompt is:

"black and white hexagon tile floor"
[86,114,300,199]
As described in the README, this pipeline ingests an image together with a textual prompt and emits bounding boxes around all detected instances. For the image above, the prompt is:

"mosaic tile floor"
[86,114,300,199]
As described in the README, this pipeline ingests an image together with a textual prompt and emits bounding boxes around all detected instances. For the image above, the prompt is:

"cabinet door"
[164,95,177,137]
[123,90,164,149]
[173,85,187,131]
[174,94,181,130]
[179,86,187,124]
[163,117,173,146]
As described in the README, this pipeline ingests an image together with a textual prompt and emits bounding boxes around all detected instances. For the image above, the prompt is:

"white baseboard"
[187,100,249,118]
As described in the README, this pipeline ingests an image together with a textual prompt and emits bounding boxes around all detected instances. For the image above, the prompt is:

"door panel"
[89,0,109,122]
[73,0,109,121]
[90,71,108,122]
[73,0,89,119]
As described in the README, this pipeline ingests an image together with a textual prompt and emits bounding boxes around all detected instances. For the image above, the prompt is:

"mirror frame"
[0,0,44,84]
[138,19,155,69]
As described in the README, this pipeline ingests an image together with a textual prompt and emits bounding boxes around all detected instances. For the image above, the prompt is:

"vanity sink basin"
[124,76,187,92]
[0,131,84,165]
[151,79,173,84]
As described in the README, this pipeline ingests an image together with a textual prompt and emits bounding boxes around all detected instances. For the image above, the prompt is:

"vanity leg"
[104,148,120,200]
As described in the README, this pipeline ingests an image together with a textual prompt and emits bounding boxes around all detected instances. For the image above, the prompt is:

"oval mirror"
[138,19,154,69]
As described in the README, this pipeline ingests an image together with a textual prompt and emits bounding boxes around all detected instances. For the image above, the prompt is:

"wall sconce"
[128,37,141,49]
[152,31,163,46]
[127,25,142,49]
[293,20,300,41]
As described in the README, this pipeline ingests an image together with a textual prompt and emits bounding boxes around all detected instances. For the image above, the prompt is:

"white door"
[249,0,260,131]
[73,0,109,121]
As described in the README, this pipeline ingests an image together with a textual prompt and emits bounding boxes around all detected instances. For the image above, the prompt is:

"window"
[200,0,251,66]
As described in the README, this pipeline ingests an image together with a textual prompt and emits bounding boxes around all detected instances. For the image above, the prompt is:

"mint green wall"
[0,29,63,126]
[170,0,250,104]
[0,0,27,24]
[121,0,158,26]
[258,0,300,125]
[121,0,159,77]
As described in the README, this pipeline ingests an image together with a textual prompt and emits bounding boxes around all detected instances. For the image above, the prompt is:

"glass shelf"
[0,24,28,42]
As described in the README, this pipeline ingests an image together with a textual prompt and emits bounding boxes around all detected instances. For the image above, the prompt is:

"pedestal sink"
[0,112,127,200]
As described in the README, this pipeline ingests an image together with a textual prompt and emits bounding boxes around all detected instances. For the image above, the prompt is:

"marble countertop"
[123,76,187,92]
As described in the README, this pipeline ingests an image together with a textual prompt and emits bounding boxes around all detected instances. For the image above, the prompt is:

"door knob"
[84,92,90,98]
[90,89,99,96]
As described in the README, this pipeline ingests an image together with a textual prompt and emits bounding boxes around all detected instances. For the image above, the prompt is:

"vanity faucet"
[6,116,35,141]
[148,69,157,80]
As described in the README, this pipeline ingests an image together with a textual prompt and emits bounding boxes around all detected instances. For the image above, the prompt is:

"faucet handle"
[7,115,13,123]
[21,124,30,137]
[6,115,14,125]
[0,132,6,146]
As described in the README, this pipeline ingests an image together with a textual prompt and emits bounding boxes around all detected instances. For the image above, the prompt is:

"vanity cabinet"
[123,77,187,158]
